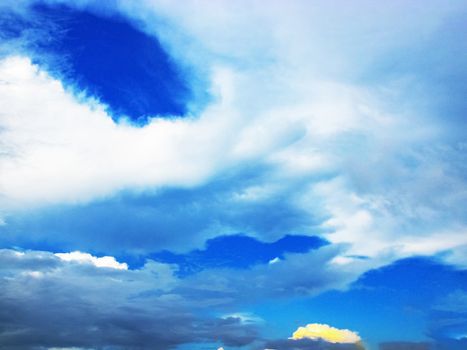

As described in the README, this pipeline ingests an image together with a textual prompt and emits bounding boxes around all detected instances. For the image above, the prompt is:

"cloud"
[0,248,260,349]
[0,55,227,207]
[0,168,321,254]
[269,257,281,264]
[434,290,467,313]
[55,251,128,270]
[180,244,362,304]
[291,324,361,344]
[0,0,466,271]
[264,338,363,350]
[379,342,430,350]
[430,338,467,350]
[0,244,370,349]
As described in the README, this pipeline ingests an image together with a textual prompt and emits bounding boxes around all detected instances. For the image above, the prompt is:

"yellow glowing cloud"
[291,323,361,344]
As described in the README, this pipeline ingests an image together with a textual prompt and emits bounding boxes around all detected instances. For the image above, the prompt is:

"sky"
[0,1,466,349]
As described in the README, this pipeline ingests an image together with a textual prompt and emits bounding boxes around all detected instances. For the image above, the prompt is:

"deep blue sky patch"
[151,234,328,276]
[1,3,192,123]
[0,167,319,260]
[252,257,467,348]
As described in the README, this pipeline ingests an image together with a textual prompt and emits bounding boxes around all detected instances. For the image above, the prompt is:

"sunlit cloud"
[291,323,361,344]
[55,251,128,270]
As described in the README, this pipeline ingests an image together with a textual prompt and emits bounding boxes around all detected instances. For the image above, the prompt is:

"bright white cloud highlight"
[268,257,280,265]
[55,251,128,270]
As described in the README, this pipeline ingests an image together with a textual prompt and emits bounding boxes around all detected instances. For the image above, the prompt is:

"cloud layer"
[0,244,380,349]
[0,249,259,349]
[0,0,466,268]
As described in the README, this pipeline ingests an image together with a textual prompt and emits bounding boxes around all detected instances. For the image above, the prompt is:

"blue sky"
[0,1,467,350]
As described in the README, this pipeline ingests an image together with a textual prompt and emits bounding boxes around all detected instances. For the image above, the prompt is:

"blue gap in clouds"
[1,3,192,124]
[0,166,325,268]
[150,234,328,276]
[0,165,329,272]
[253,257,467,348]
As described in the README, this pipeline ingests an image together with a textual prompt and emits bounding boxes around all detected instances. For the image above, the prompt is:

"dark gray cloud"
[0,249,60,271]
[378,339,467,350]
[0,249,261,350]
[0,246,352,350]
[379,342,431,350]
[263,338,362,350]
[431,338,467,350]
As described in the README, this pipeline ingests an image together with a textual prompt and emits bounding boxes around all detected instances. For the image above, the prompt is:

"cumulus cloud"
[291,324,361,344]
[55,251,128,270]
[262,323,365,350]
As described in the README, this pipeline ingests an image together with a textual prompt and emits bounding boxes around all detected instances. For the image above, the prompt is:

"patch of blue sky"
[151,234,327,276]
[0,2,207,123]
[0,168,325,265]
[251,257,467,349]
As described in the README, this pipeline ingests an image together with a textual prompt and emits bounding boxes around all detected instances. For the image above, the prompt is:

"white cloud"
[22,270,44,278]
[268,257,281,265]
[0,0,466,267]
[55,251,128,270]
[0,56,212,206]
[0,56,320,210]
